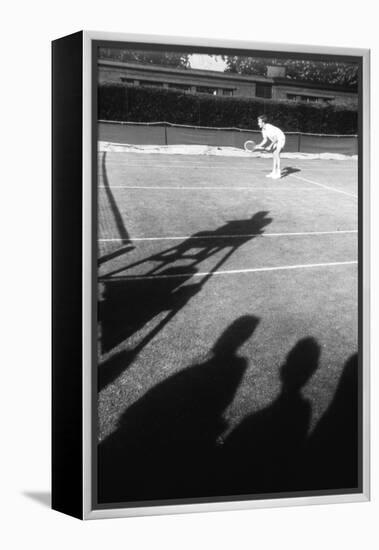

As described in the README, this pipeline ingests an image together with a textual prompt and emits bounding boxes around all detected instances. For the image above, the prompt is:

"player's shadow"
[98,315,260,504]
[222,337,321,496]
[98,211,272,390]
[281,166,301,178]
[302,353,359,491]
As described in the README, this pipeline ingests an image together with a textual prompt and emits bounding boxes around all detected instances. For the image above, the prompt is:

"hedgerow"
[98,83,358,134]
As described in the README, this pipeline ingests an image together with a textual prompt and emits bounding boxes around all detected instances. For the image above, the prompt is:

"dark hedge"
[98,83,358,134]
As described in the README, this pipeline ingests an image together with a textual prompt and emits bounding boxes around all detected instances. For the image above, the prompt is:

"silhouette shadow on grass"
[281,166,301,178]
[97,151,134,266]
[101,211,272,281]
[302,353,359,491]
[98,211,272,390]
[98,244,135,267]
[222,337,321,496]
[98,315,260,504]
[98,331,360,504]
[98,266,200,390]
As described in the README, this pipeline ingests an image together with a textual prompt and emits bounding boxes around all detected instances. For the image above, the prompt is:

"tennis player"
[256,115,286,179]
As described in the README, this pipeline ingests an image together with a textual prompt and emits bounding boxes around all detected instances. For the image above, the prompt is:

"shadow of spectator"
[98,315,259,504]
[302,353,359,492]
[222,337,320,496]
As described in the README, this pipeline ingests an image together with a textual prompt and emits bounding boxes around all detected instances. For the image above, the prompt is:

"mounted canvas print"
[52,31,370,519]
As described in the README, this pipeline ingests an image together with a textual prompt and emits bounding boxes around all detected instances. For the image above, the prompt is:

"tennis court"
[97,148,359,503]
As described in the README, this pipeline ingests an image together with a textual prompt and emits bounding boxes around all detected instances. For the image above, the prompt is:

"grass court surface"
[97,150,359,504]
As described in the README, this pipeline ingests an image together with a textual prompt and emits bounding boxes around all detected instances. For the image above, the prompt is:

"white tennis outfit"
[262,123,286,149]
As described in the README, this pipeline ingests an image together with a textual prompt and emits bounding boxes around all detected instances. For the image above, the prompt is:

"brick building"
[98,59,358,107]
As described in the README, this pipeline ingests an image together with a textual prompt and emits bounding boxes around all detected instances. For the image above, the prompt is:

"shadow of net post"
[98,151,134,266]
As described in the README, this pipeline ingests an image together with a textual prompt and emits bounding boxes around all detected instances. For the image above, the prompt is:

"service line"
[99,260,358,282]
[291,174,358,198]
[99,229,357,242]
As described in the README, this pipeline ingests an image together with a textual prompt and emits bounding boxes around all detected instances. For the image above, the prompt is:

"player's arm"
[255,137,269,150]
[265,139,276,151]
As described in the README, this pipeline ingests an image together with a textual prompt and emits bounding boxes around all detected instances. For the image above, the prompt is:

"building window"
[287,93,332,104]
[256,84,272,99]
[120,78,137,85]
[197,86,219,95]
[139,80,164,88]
[301,95,321,103]
[167,83,191,92]
[222,89,234,96]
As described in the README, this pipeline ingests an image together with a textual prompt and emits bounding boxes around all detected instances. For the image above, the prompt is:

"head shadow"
[98,315,260,503]
[280,337,320,393]
[222,337,321,495]
[303,352,359,491]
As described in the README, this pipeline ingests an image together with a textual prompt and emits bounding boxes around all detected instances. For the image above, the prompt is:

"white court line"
[104,162,356,171]
[102,164,268,170]
[101,164,356,174]
[99,230,357,242]
[99,185,329,191]
[291,174,358,198]
[101,159,356,167]
[99,260,358,281]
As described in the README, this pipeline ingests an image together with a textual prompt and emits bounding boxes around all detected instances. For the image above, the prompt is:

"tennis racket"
[244,140,258,152]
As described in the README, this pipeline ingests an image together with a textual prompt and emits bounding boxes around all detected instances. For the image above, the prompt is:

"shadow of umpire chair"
[98,212,272,388]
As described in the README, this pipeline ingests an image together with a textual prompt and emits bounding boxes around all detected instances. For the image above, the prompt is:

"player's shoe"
[266,172,275,178]
[271,172,282,179]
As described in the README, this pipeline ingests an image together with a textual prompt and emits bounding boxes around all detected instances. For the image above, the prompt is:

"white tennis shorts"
[273,137,286,151]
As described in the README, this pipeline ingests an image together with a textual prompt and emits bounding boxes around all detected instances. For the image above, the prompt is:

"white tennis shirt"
[262,123,285,143]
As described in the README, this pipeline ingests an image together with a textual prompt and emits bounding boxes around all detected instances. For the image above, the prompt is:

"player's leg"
[274,148,281,177]
[269,148,278,178]
[265,149,275,178]
[271,141,284,179]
